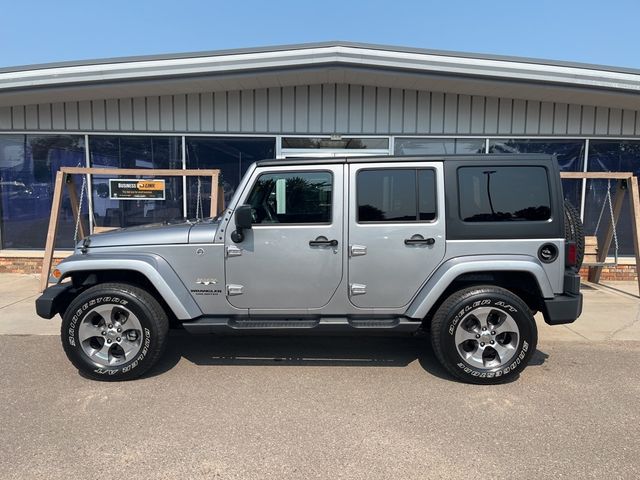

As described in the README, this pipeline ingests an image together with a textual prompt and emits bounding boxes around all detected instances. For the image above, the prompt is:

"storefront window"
[395,138,485,155]
[0,134,86,249]
[584,141,640,256]
[489,139,585,210]
[185,137,275,218]
[89,136,183,228]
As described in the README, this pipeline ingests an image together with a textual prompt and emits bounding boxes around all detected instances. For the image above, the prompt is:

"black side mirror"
[231,204,252,243]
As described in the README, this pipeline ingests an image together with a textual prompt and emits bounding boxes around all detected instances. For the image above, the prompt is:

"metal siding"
[227,91,240,132]
[12,106,25,129]
[403,89,417,134]
[146,97,159,131]
[525,101,539,135]
[51,103,65,130]
[132,97,146,131]
[511,99,526,134]
[389,88,403,133]
[470,96,484,134]
[187,93,200,132]
[160,96,173,132]
[497,98,512,134]
[375,87,390,133]
[118,98,132,131]
[567,104,581,135]
[416,90,430,134]
[335,84,349,133]
[349,84,363,133]
[362,86,376,133]
[484,97,499,134]
[295,86,308,133]
[581,105,595,135]
[443,93,457,134]
[200,92,214,132]
[281,86,295,133]
[254,88,268,132]
[25,104,38,129]
[321,84,335,133]
[105,99,119,131]
[214,91,227,132]
[308,85,322,133]
[92,100,106,131]
[457,94,471,134]
[78,101,92,130]
[267,87,281,133]
[241,90,254,132]
[430,92,444,134]
[622,109,636,135]
[595,106,609,134]
[0,106,11,129]
[553,103,568,135]
[539,102,554,134]
[173,94,187,131]
[39,103,52,130]
[609,108,622,135]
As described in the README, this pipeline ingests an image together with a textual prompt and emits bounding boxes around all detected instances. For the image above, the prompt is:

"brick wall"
[579,264,637,281]
[0,257,64,275]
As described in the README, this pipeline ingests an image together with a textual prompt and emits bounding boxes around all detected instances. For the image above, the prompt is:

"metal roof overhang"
[1,43,639,109]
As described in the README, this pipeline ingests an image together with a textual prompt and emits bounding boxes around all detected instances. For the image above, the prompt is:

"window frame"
[355,167,438,224]
[245,169,335,227]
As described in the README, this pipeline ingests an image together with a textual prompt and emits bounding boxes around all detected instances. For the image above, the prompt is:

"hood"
[82,222,194,248]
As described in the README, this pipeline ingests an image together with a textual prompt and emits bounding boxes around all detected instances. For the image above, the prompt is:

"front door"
[225,165,343,311]
[348,162,446,308]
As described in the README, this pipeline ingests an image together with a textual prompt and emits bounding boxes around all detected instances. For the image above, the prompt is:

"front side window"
[357,168,437,222]
[246,171,332,224]
[458,166,551,222]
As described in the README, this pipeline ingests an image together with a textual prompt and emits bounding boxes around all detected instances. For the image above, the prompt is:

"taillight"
[566,241,577,267]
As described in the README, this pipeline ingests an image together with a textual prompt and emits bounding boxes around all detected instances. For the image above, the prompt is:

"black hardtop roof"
[255,154,556,167]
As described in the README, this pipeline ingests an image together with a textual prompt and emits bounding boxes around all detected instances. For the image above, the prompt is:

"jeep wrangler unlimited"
[36,155,583,384]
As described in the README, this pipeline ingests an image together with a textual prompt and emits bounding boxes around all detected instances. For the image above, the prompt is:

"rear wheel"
[430,286,538,384]
[61,282,169,381]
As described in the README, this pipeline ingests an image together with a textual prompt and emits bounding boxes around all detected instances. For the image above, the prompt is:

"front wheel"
[430,286,537,384]
[61,283,169,381]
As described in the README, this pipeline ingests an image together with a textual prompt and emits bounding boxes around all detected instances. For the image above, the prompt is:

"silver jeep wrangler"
[37,155,583,384]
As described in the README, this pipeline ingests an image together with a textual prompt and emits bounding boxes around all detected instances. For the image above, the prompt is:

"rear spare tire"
[564,200,584,270]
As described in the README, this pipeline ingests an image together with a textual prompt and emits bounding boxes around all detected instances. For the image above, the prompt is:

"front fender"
[405,255,555,320]
[54,253,202,320]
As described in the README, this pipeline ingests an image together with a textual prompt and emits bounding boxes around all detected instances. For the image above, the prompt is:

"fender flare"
[54,253,203,320]
[405,255,555,320]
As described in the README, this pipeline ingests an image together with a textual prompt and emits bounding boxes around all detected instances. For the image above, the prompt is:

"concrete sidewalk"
[1,273,639,342]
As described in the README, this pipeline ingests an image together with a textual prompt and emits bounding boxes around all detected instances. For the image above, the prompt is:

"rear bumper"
[35,283,74,319]
[542,272,583,325]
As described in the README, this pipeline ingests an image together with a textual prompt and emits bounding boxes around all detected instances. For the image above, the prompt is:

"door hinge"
[349,245,367,257]
[350,283,367,295]
[226,245,243,257]
[226,284,244,296]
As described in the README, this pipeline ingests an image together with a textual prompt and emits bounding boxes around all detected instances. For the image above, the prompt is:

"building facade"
[1,42,640,276]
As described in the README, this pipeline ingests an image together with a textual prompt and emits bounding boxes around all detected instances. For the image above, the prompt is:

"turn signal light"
[52,269,62,279]
[566,242,577,267]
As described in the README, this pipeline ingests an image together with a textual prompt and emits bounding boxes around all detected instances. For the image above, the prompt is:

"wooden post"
[40,171,66,292]
[627,176,640,295]
[66,175,87,240]
[588,179,626,283]
[210,172,218,216]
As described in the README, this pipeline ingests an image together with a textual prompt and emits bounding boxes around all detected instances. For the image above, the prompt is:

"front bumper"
[35,283,74,319]
[542,271,583,325]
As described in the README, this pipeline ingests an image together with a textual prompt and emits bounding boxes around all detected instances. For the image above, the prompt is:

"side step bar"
[180,317,421,335]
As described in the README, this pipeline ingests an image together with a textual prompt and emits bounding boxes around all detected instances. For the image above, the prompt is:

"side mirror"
[231,204,252,243]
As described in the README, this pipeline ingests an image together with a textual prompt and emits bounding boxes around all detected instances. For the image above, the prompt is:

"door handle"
[309,237,339,247]
[404,236,435,246]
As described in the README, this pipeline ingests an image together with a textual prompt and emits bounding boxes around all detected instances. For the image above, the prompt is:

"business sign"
[109,179,166,200]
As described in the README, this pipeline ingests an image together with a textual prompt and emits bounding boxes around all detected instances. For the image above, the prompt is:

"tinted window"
[458,166,551,222]
[395,138,485,155]
[357,169,436,222]
[247,171,332,224]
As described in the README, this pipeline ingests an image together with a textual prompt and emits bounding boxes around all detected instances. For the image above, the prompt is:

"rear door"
[347,162,446,308]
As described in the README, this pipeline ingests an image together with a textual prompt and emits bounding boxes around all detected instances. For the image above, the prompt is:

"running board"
[180,317,421,335]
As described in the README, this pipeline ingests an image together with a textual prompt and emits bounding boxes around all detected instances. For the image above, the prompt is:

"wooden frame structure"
[560,172,640,294]
[41,167,221,291]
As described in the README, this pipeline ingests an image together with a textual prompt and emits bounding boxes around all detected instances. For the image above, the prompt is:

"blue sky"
[1,0,639,69]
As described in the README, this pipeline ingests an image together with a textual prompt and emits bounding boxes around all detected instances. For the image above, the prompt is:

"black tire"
[61,282,169,381]
[430,286,538,384]
[564,200,585,270]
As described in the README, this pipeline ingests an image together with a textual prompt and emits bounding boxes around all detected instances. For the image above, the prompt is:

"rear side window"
[246,171,332,224]
[458,166,551,222]
[357,168,436,222]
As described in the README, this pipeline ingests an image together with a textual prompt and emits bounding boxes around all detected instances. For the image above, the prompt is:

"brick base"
[579,264,637,281]
[0,256,65,275]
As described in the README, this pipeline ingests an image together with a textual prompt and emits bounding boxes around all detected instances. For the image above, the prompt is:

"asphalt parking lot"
[1,275,639,479]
